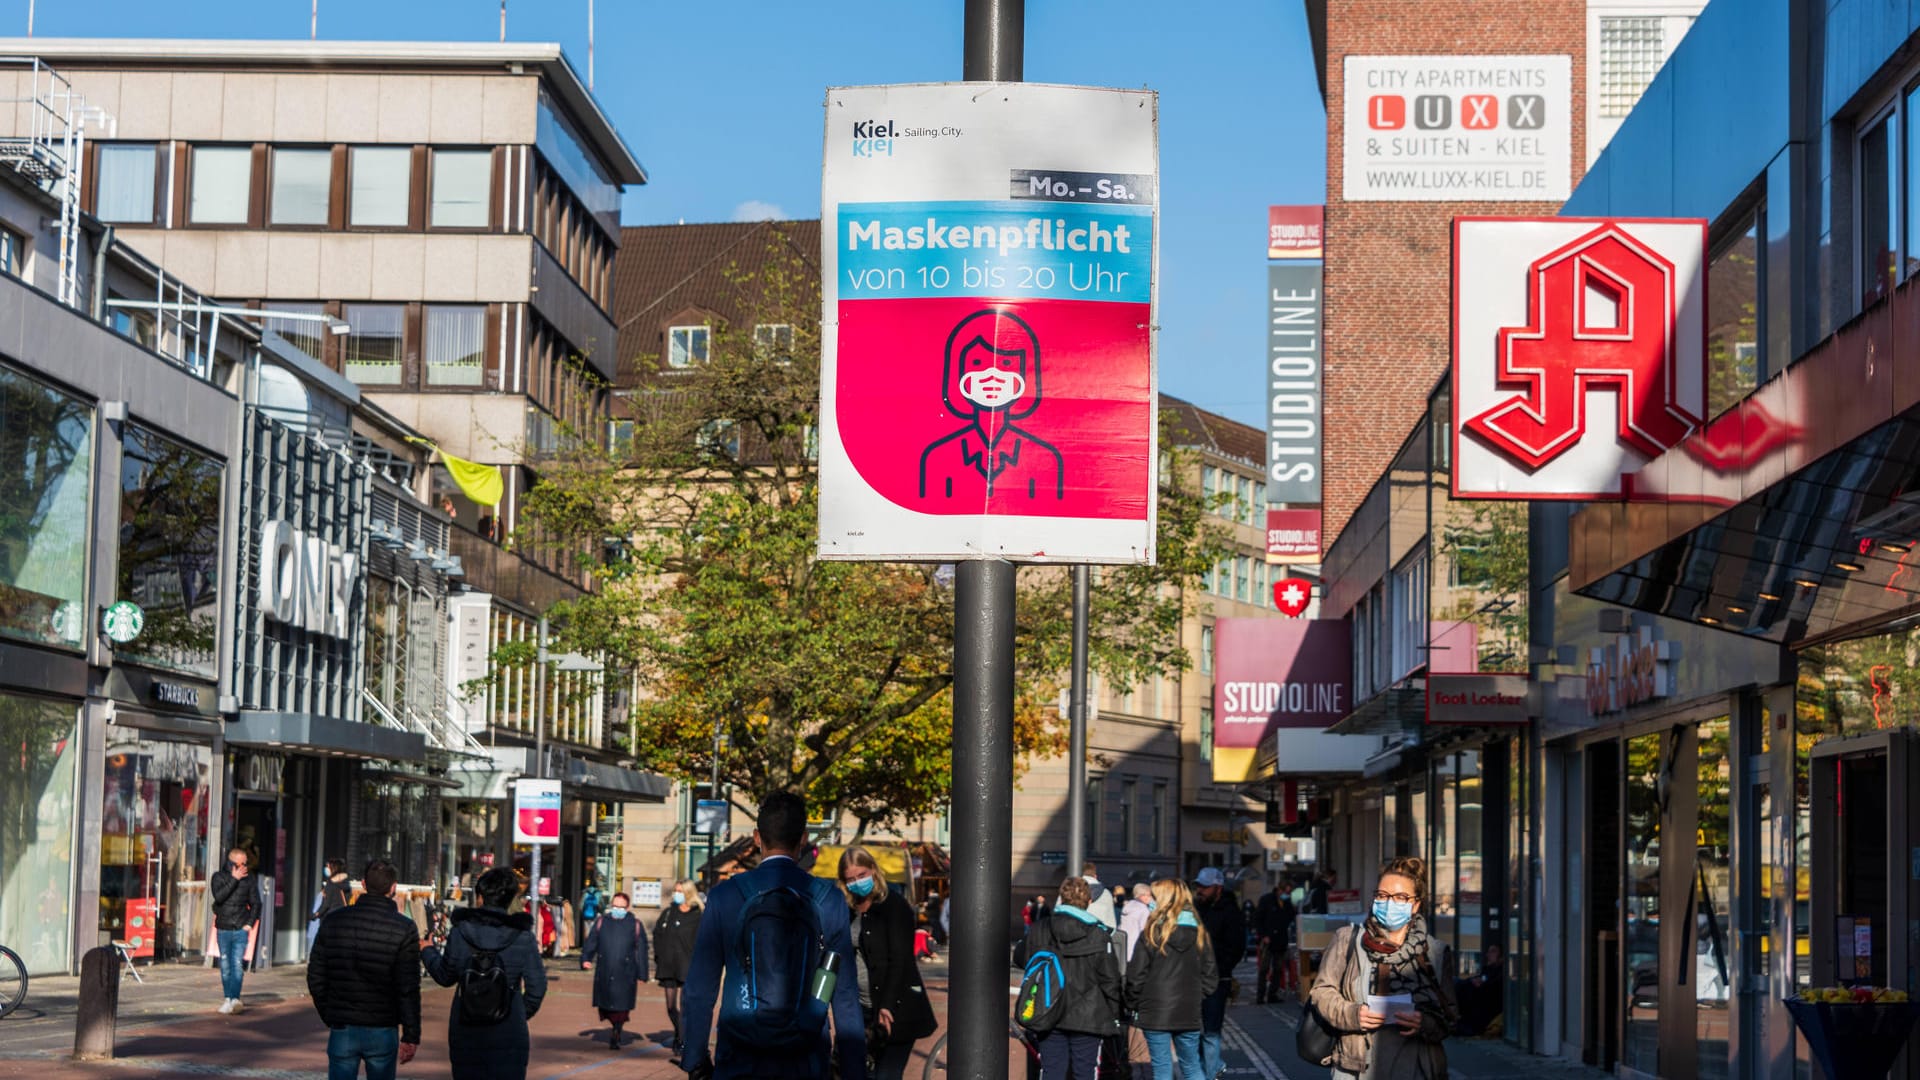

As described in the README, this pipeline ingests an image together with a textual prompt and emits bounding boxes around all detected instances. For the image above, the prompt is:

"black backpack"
[458,938,513,1026]
[717,882,830,1050]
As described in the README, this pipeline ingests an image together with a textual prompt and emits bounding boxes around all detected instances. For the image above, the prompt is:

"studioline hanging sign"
[818,83,1160,563]
[1452,217,1708,500]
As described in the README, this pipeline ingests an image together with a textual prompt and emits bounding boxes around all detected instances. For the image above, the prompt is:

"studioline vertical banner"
[818,83,1160,563]
[1266,205,1324,564]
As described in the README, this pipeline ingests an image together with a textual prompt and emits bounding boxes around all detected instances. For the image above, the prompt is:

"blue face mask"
[1372,898,1415,930]
[608,907,630,920]
[1146,900,1157,912]
[848,876,876,898]
[671,892,686,906]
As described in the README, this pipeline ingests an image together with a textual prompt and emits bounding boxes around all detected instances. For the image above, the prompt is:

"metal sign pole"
[1065,565,1090,879]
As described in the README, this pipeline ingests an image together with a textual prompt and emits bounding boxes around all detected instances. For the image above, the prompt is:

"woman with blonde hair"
[1125,878,1217,1080]
[1305,856,1456,1079]
[840,847,938,1080]
[652,878,702,1060]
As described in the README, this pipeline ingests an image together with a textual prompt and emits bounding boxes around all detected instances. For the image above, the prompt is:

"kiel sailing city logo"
[1453,219,1707,499]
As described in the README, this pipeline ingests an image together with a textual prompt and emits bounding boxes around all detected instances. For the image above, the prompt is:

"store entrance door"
[1808,731,1920,1078]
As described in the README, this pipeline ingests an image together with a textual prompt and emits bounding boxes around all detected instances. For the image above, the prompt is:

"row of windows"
[530,158,615,311]
[665,323,795,369]
[1204,553,1274,604]
[1201,464,1265,527]
[250,300,490,390]
[1083,774,1172,857]
[94,142,495,232]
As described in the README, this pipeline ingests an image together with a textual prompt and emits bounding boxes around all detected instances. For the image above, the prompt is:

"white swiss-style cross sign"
[1273,577,1312,618]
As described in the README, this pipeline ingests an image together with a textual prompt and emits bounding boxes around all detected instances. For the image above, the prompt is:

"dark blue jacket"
[681,856,866,1080]
[422,906,547,1080]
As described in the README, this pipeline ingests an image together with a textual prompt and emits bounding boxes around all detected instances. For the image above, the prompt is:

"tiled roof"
[1161,394,1264,467]
[612,219,821,386]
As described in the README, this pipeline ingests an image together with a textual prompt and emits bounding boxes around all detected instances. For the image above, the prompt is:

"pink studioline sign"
[1211,618,1351,783]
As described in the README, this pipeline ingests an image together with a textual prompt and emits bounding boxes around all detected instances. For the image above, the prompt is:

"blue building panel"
[1825,0,1908,115]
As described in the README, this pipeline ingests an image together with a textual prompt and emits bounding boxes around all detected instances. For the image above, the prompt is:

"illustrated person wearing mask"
[839,847,938,1080]
[1306,857,1457,1079]
[918,308,1064,504]
[581,891,649,1050]
[654,879,704,1060]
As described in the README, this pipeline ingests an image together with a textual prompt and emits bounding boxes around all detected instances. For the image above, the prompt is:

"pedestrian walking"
[1253,883,1297,1004]
[1305,857,1456,1080]
[680,791,866,1080]
[422,867,548,1080]
[839,847,939,1080]
[307,859,422,1079]
[1021,875,1122,1080]
[1125,879,1217,1080]
[1303,868,1334,914]
[1192,867,1246,1080]
[654,878,704,1059]
[308,857,353,951]
[581,891,649,1049]
[1024,895,1050,928]
[1118,883,1152,962]
[210,845,261,1014]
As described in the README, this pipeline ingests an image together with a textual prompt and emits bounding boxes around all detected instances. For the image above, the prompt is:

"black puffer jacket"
[653,903,702,984]
[209,870,261,932]
[1024,906,1121,1037]
[307,894,423,1044]
[1125,918,1218,1032]
[1197,894,1247,976]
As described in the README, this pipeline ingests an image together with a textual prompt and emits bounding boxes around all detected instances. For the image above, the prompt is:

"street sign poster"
[819,83,1160,563]
[512,778,562,844]
[694,798,728,836]
[1266,508,1322,563]
[1452,217,1708,500]
[1268,205,1324,260]
[1342,55,1571,203]
[1211,618,1351,784]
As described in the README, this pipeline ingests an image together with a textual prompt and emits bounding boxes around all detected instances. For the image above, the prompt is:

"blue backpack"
[718,879,831,1051]
[1015,947,1068,1034]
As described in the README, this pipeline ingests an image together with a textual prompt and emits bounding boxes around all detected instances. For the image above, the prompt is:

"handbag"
[1296,927,1349,1065]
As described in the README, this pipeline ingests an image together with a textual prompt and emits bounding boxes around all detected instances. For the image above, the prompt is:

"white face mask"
[959,368,1026,408]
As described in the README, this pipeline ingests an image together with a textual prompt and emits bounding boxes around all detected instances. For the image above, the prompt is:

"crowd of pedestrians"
[193,791,1497,1080]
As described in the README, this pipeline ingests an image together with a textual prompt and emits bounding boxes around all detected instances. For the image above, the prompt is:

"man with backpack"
[422,867,547,1080]
[307,860,422,1078]
[681,791,865,1080]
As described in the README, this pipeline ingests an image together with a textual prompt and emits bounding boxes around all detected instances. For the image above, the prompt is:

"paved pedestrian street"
[0,957,1606,1080]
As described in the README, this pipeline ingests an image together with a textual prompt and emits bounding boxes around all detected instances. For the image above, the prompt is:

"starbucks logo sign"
[101,601,144,645]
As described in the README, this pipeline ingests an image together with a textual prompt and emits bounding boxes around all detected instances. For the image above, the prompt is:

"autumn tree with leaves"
[517,229,1231,835]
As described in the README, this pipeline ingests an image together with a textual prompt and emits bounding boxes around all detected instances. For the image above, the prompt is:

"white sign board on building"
[819,82,1160,563]
[1342,55,1572,202]
[1451,217,1707,500]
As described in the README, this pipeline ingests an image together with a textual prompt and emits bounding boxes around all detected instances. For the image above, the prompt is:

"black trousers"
[1036,1031,1103,1080]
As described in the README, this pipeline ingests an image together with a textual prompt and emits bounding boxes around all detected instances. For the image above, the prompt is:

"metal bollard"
[73,946,122,1061]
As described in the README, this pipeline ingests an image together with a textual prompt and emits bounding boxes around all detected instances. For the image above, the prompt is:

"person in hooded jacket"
[1022,875,1122,1080]
[422,867,548,1080]
[581,891,649,1050]
[1126,879,1218,1080]
[840,847,939,1080]
[653,878,703,1060]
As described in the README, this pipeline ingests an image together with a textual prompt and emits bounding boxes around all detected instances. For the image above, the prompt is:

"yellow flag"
[409,438,503,507]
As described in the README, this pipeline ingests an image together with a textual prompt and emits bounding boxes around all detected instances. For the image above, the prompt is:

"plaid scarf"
[1360,915,1457,1029]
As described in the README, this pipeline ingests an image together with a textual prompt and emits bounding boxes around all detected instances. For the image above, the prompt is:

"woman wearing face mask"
[652,879,703,1060]
[1125,878,1217,1080]
[1306,857,1456,1079]
[580,892,649,1050]
[841,847,939,1080]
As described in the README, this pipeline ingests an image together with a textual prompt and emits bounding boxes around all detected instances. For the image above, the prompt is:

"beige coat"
[1306,923,1453,1076]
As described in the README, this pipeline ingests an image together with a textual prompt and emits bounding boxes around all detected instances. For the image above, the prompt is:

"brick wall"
[1322,0,1588,550]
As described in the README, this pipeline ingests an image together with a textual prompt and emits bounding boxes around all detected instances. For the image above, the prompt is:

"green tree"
[517,230,1231,831]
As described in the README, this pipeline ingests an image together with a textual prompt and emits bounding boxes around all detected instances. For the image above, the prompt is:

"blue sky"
[24,1,1326,428]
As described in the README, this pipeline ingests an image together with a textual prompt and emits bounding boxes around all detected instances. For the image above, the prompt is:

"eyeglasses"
[1373,891,1416,904]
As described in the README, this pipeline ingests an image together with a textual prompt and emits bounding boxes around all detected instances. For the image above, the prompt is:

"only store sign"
[818,83,1160,563]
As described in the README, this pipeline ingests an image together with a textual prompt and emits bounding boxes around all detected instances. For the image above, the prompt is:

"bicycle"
[0,943,27,1020]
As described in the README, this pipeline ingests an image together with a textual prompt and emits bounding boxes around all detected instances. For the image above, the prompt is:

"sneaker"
[217,999,233,1014]
[228,998,243,1014]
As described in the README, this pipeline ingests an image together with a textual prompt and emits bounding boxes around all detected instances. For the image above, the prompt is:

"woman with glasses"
[839,847,939,1080]
[1305,857,1457,1079]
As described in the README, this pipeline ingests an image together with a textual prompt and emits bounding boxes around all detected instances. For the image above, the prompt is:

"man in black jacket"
[210,846,261,1014]
[308,860,422,1079]
[1252,884,1296,1004]
[1192,868,1245,1080]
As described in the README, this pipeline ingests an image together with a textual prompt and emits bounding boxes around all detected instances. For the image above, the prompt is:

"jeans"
[327,1025,399,1080]
[1035,1031,1102,1080]
[1141,1030,1203,1080]
[216,929,249,999]
[1199,985,1229,1080]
